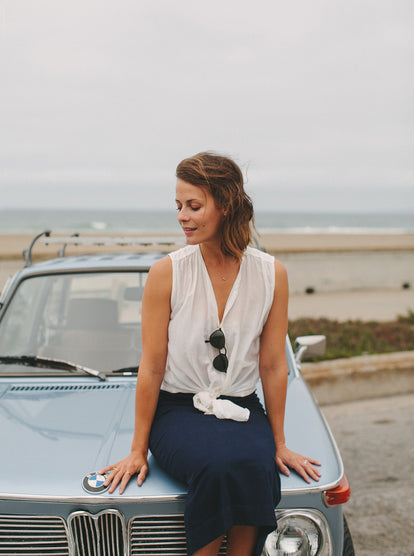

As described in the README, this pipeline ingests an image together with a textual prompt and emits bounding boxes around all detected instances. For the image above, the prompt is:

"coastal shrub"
[288,314,414,361]
[397,310,414,325]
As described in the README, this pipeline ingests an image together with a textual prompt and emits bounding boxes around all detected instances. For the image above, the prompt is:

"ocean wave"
[257,226,414,235]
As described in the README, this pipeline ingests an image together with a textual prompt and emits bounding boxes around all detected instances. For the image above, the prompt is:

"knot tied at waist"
[193,391,250,422]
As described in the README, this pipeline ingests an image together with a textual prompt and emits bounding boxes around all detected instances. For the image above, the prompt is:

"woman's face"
[175,178,225,246]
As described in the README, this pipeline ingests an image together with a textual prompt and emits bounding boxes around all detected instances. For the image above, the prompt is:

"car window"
[0,276,44,354]
[0,271,147,373]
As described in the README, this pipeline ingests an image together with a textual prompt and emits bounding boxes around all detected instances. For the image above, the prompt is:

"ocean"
[1,209,413,235]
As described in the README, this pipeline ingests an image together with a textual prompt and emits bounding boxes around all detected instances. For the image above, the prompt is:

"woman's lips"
[183,227,197,235]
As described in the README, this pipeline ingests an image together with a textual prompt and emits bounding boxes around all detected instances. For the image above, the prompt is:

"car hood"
[0,375,342,502]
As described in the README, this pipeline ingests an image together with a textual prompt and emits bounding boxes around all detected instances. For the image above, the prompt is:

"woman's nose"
[177,207,190,222]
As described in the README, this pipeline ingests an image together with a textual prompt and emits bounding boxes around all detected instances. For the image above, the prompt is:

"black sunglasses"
[205,328,228,373]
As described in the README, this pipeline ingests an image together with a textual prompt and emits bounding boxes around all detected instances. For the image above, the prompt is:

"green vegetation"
[289,311,414,361]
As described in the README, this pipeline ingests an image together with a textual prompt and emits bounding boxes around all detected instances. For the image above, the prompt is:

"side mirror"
[294,335,326,368]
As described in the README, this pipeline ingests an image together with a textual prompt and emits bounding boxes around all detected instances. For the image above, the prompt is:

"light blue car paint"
[0,248,353,555]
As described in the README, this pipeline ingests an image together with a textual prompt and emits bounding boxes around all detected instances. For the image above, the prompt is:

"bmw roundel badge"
[82,472,109,494]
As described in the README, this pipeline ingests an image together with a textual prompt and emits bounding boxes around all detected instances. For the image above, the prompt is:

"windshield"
[0,271,146,374]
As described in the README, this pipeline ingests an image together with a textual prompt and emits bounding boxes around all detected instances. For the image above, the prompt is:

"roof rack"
[23,230,186,266]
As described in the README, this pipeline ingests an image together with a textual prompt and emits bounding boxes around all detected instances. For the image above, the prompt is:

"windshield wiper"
[0,355,107,381]
[111,366,138,375]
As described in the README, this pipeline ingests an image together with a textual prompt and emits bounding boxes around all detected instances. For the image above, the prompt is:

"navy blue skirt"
[149,390,281,555]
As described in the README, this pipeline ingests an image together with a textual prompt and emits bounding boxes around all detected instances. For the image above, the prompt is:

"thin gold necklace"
[218,261,239,281]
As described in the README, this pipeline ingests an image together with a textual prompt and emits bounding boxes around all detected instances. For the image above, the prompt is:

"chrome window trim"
[0,267,150,317]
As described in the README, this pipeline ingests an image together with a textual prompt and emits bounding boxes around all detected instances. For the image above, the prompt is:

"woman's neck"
[199,242,239,271]
[199,242,227,265]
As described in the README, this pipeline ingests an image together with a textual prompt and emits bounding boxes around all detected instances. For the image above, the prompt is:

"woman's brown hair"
[176,152,254,261]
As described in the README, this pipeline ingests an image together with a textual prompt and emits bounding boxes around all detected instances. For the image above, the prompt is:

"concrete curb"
[301,351,414,405]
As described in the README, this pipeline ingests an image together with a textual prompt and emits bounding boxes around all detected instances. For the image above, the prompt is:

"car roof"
[15,231,185,277]
[16,252,168,278]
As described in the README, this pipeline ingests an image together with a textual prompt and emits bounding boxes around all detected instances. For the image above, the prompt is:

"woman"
[101,152,321,556]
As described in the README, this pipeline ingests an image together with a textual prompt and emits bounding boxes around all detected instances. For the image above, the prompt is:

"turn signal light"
[323,475,351,506]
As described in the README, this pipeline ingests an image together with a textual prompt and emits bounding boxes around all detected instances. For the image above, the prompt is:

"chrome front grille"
[68,510,125,556]
[0,515,69,555]
[0,511,228,555]
[130,515,227,555]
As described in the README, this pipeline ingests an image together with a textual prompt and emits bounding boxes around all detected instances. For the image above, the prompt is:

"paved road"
[322,394,414,556]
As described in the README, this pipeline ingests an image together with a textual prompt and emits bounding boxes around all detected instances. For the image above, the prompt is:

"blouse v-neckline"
[197,245,244,326]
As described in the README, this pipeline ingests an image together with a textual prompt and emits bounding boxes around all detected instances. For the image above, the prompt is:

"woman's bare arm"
[259,260,321,484]
[101,256,172,493]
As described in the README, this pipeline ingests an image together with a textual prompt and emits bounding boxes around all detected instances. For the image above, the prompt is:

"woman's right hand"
[100,451,148,494]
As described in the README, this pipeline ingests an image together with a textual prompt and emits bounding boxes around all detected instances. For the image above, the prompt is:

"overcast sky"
[1,0,413,212]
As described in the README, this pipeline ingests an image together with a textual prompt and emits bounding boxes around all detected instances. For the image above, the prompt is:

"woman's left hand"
[276,443,322,484]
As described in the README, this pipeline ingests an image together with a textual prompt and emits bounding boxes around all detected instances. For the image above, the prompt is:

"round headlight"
[265,523,310,555]
[263,513,327,556]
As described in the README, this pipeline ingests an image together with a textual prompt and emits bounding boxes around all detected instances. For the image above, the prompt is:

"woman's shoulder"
[244,245,274,264]
[244,247,288,291]
[147,255,172,281]
[142,255,173,304]
[168,244,198,262]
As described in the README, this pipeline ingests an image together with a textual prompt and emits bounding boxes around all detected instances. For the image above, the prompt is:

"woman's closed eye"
[176,205,201,212]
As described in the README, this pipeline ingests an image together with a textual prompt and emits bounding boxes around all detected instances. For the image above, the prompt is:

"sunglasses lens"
[209,329,225,349]
[213,353,228,373]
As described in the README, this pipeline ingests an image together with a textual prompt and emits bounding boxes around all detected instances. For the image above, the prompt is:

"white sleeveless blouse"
[161,244,275,421]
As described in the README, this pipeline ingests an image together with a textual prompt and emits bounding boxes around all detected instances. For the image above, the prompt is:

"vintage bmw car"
[0,231,354,555]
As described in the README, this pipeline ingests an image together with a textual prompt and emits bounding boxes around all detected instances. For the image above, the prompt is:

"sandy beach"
[1,232,413,322]
[1,232,414,260]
